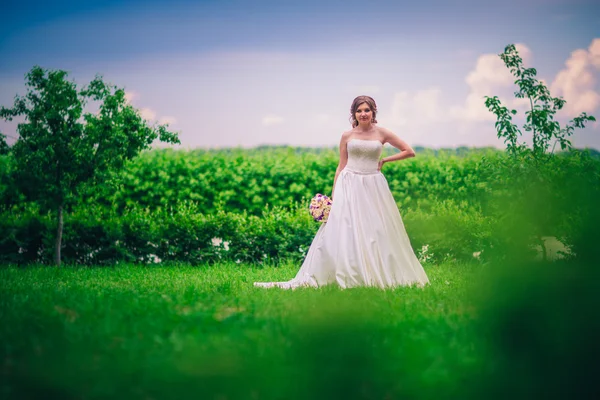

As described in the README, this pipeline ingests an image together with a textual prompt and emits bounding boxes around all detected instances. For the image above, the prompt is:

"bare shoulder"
[376,126,413,152]
[340,130,353,142]
[375,126,397,143]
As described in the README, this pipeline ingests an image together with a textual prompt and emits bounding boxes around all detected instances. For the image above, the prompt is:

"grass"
[2,259,597,399]
[0,261,485,399]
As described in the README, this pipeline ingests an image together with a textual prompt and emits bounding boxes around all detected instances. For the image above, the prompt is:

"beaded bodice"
[344,139,383,174]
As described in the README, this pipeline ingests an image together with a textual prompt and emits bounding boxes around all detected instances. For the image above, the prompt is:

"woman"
[255,96,429,289]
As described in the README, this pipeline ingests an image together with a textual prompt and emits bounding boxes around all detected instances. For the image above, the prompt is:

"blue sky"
[1,0,600,149]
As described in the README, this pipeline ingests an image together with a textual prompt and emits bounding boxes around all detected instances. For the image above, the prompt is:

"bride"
[254,96,429,289]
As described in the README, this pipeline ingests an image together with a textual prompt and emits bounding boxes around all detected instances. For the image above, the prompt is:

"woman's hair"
[349,95,378,128]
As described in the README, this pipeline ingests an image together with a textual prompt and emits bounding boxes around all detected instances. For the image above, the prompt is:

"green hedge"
[2,148,598,266]
[0,203,319,265]
[0,199,497,266]
[70,147,493,215]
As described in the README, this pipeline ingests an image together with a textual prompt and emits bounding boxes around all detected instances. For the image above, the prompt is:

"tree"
[0,66,180,266]
[484,44,595,158]
[0,133,9,155]
[482,44,597,261]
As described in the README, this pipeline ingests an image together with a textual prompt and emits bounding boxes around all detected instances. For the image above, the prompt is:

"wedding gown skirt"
[254,139,429,289]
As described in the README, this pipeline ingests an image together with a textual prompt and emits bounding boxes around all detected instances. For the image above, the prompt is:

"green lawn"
[2,260,595,399]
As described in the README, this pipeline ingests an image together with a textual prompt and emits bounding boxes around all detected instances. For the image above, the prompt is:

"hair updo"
[349,95,378,128]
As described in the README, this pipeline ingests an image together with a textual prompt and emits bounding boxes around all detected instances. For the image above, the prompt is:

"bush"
[1,196,496,267]
[2,147,598,266]
[403,200,492,264]
[476,150,600,262]
[0,203,319,266]
[70,147,493,216]
[0,205,50,264]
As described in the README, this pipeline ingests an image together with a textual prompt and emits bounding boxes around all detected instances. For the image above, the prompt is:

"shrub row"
[0,200,493,266]
[0,202,319,266]
[69,147,494,215]
[2,148,598,266]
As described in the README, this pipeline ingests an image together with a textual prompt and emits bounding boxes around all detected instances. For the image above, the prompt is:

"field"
[2,261,485,399]
[2,258,599,400]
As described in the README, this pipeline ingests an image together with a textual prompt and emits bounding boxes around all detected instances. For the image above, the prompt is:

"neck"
[356,121,373,131]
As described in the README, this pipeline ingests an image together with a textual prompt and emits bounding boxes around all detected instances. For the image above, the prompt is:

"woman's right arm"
[332,133,349,200]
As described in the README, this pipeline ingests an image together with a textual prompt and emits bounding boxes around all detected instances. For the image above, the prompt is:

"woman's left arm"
[378,129,415,170]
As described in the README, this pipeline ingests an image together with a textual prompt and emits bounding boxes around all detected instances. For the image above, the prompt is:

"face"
[355,102,373,124]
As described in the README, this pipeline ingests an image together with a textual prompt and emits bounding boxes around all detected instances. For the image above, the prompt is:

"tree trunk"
[539,235,547,262]
[55,204,64,266]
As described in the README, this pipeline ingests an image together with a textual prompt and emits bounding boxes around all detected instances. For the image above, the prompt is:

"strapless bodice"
[344,139,383,174]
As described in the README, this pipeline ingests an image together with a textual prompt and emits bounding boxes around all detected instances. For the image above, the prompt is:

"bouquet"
[309,193,332,223]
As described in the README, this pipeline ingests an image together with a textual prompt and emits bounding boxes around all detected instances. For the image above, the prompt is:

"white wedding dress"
[254,139,429,289]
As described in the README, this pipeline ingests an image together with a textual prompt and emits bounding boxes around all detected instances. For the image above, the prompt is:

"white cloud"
[124,90,138,103]
[450,43,532,122]
[140,108,156,121]
[389,92,409,126]
[159,116,177,125]
[130,96,175,125]
[387,88,443,127]
[262,114,284,126]
[465,54,512,90]
[413,88,443,120]
[446,40,600,149]
[550,38,600,117]
[590,38,600,69]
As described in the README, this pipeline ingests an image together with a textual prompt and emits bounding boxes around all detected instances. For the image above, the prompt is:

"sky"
[1,0,600,150]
